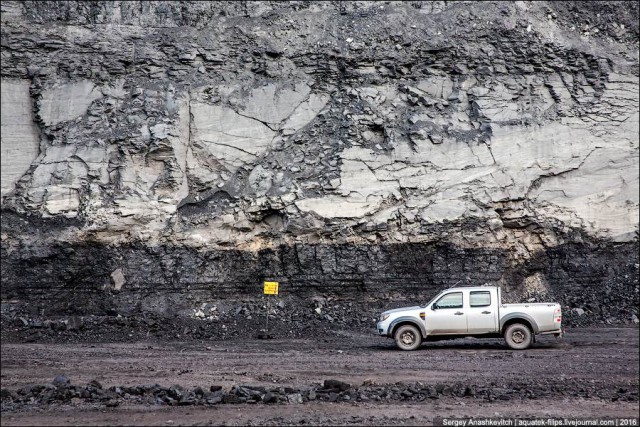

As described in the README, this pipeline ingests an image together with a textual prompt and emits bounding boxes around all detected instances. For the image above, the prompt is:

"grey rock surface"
[0,80,40,197]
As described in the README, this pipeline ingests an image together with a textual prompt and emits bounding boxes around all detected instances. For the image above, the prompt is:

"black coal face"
[2,212,637,326]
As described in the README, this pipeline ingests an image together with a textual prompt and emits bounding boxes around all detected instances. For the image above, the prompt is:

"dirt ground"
[1,328,638,426]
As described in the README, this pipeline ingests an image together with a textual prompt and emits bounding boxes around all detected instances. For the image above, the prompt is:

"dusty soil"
[1,328,638,426]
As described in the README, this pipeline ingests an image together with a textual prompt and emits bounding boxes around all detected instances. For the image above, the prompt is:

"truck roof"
[444,285,498,292]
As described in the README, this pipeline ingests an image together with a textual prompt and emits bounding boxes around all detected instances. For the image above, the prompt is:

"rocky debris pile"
[550,1,639,43]
[0,295,397,343]
[560,276,640,328]
[2,291,638,344]
[2,376,637,412]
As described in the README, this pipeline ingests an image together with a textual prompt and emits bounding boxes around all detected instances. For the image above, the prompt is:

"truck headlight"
[380,313,390,321]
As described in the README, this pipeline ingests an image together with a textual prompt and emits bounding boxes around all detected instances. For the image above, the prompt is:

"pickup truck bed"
[501,303,561,334]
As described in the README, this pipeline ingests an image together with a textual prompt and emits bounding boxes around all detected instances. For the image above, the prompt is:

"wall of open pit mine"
[1,213,638,324]
[1,1,638,324]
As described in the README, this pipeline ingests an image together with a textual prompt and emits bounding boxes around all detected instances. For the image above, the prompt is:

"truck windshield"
[421,291,445,308]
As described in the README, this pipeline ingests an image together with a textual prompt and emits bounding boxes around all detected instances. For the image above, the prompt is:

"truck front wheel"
[504,323,533,350]
[394,325,422,351]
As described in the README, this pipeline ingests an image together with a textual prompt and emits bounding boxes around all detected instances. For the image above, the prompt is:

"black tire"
[504,323,533,350]
[394,324,422,351]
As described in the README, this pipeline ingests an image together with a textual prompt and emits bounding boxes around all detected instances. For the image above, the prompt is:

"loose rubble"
[2,375,637,413]
[2,290,638,344]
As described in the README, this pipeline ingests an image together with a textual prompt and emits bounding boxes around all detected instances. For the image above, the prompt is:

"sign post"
[263,281,279,335]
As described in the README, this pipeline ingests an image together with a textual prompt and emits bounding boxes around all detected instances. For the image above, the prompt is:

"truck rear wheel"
[504,323,533,350]
[394,325,422,351]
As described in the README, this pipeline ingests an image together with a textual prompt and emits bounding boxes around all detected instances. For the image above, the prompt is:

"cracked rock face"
[0,1,638,321]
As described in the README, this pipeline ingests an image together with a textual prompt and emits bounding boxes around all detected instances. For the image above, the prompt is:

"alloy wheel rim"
[512,330,525,344]
[401,332,415,345]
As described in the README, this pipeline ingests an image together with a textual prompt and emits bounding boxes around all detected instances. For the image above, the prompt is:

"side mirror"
[431,303,437,310]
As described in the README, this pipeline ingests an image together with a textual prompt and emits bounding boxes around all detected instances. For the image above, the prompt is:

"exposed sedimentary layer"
[1,210,637,325]
[1,1,638,323]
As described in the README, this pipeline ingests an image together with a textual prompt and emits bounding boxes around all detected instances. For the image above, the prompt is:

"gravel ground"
[1,327,638,425]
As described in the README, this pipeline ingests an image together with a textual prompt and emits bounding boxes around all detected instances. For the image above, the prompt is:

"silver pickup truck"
[376,286,563,350]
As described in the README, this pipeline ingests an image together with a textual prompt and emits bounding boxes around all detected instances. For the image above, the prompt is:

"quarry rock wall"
[1,1,638,323]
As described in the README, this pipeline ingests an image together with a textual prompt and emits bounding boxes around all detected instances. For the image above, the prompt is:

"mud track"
[1,328,638,426]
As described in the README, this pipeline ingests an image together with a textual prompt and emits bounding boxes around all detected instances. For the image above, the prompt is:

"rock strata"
[0,1,638,325]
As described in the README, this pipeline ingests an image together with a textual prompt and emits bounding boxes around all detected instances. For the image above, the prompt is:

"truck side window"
[470,291,491,307]
[435,292,463,309]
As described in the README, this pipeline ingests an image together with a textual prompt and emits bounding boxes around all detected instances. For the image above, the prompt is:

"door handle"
[482,311,491,314]
[454,312,464,315]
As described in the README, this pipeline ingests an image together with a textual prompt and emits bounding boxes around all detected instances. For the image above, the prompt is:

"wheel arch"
[389,317,426,338]
[500,314,538,335]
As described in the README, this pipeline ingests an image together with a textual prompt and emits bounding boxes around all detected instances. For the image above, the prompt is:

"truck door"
[425,291,467,334]
[466,290,498,333]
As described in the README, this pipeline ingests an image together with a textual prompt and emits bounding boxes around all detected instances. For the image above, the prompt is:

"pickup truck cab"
[376,286,563,350]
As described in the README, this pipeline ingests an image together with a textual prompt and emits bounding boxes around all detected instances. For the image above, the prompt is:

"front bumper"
[376,321,390,336]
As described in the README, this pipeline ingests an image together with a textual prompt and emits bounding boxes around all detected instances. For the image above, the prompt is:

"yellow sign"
[263,281,279,295]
